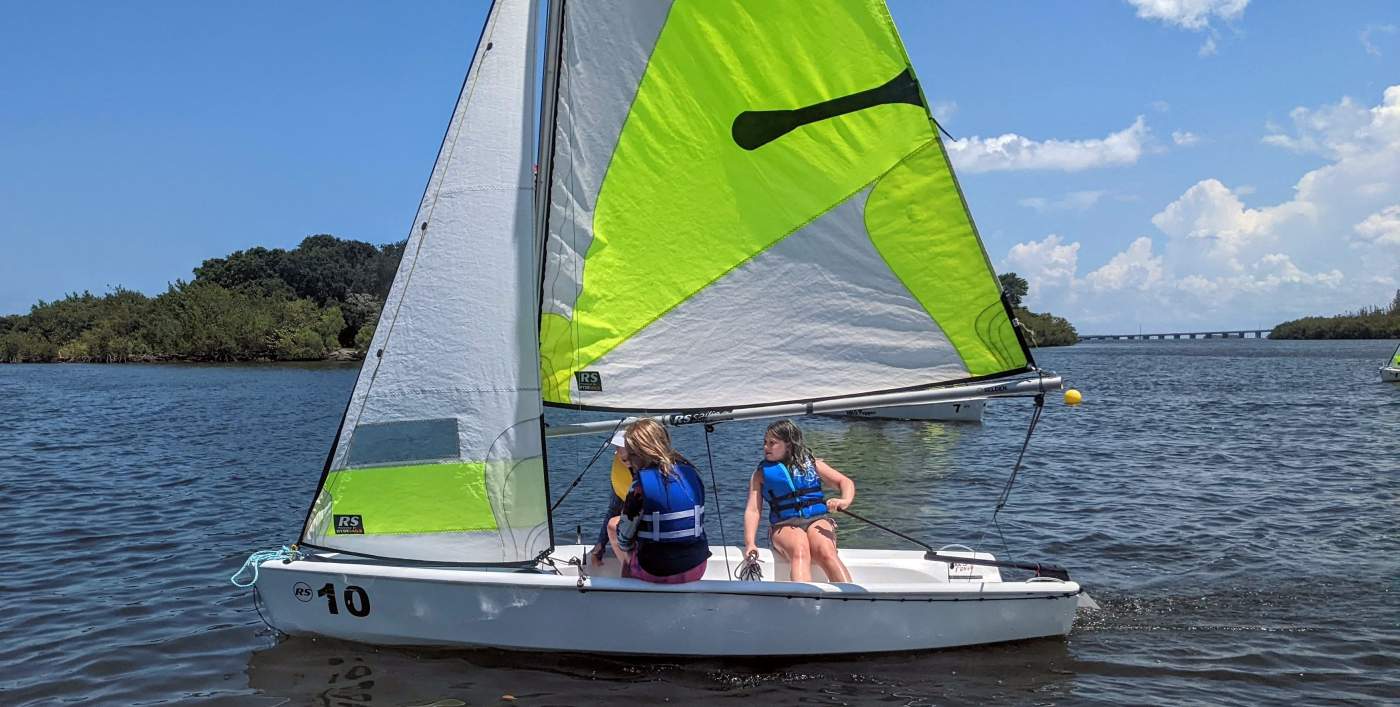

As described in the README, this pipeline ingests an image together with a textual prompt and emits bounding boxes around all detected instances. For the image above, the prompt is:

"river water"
[2,339,1397,705]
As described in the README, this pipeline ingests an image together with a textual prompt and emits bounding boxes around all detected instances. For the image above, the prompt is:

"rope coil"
[230,546,302,588]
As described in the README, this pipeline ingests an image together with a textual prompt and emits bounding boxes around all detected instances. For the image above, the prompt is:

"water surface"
[2,339,1397,704]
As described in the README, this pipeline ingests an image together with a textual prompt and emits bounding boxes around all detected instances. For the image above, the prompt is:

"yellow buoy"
[1064,388,1083,406]
[609,455,633,500]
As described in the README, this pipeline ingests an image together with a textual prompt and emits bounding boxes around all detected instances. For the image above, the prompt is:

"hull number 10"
[312,582,372,617]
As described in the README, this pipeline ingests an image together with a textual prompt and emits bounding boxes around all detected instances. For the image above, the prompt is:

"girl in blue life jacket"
[605,419,711,583]
[742,419,855,583]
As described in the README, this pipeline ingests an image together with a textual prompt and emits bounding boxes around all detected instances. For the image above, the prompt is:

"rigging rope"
[703,424,733,579]
[980,391,1046,557]
[549,419,624,512]
[230,546,302,588]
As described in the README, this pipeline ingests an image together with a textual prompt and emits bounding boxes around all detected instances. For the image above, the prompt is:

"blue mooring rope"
[230,546,301,588]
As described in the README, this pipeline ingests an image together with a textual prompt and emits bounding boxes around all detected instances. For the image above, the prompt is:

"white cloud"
[1127,0,1248,30]
[1017,190,1107,212]
[1361,24,1396,57]
[1085,237,1165,291]
[1004,234,1081,293]
[946,117,1149,173]
[1261,97,1376,158]
[1354,205,1400,247]
[1000,85,1400,331]
[1171,130,1201,146]
[1198,35,1218,56]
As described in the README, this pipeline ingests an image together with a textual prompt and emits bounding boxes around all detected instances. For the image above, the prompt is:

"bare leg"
[771,525,813,582]
[605,515,630,568]
[806,519,851,583]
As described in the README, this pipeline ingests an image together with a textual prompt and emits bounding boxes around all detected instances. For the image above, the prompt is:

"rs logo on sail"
[334,515,364,534]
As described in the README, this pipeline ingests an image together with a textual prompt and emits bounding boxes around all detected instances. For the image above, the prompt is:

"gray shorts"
[769,515,836,537]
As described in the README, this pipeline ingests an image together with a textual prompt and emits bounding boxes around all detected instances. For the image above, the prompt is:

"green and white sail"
[300,0,548,564]
[539,0,1031,411]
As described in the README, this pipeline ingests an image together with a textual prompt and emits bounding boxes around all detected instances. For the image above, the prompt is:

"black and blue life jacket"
[761,458,827,525]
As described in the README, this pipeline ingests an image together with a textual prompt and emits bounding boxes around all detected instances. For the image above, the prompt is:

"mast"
[533,0,566,550]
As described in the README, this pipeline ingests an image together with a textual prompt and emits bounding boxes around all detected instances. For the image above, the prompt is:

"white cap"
[609,429,628,448]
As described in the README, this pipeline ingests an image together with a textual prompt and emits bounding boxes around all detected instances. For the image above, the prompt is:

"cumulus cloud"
[999,85,1400,331]
[1127,0,1246,55]
[1085,237,1165,291]
[1005,235,1080,291]
[1171,130,1201,146]
[946,117,1148,173]
[1354,205,1400,247]
[1126,0,1248,30]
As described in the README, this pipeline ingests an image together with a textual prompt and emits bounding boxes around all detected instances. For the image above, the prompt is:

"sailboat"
[1383,342,1400,382]
[838,398,986,422]
[245,0,1082,655]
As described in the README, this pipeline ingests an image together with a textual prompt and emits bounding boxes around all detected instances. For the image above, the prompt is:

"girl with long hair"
[742,419,855,582]
[606,419,711,583]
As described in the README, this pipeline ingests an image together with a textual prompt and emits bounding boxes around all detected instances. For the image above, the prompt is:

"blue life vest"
[761,458,827,525]
[636,462,706,544]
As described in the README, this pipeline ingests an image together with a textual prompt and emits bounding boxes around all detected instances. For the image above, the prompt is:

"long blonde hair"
[624,419,690,477]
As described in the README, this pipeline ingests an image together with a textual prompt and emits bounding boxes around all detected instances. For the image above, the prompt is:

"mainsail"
[299,0,549,564]
[539,0,1033,412]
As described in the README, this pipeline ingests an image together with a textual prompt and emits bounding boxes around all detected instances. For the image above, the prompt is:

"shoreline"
[0,347,366,365]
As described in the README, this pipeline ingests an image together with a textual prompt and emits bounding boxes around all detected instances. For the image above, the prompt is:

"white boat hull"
[839,399,985,422]
[255,545,1079,656]
[1382,366,1400,382]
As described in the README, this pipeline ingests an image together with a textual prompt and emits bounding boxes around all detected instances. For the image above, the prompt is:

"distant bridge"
[1079,330,1271,341]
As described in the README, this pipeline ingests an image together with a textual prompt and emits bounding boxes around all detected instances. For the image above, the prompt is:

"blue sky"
[2,0,1398,332]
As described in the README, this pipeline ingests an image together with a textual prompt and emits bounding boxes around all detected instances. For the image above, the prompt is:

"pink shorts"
[624,554,707,584]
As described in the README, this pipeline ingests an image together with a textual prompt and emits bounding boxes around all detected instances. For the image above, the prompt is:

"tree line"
[0,243,1079,363]
[1270,290,1400,339]
[997,272,1079,346]
[0,235,403,363]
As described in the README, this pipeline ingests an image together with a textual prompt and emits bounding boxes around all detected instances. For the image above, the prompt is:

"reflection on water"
[247,633,1080,705]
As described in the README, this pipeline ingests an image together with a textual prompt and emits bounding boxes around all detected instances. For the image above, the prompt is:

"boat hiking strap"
[550,419,625,512]
[838,508,1069,581]
[230,546,302,588]
[703,423,733,579]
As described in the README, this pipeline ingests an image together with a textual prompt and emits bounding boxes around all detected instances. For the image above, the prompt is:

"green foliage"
[1016,308,1078,347]
[1270,290,1400,339]
[193,235,402,306]
[999,272,1029,309]
[341,293,383,347]
[3,235,401,363]
[993,271,1077,346]
[354,323,377,352]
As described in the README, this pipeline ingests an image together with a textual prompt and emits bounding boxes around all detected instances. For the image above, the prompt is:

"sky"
[2,0,1398,333]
